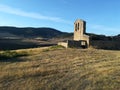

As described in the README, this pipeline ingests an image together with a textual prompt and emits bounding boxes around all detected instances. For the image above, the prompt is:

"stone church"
[58,19,90,48]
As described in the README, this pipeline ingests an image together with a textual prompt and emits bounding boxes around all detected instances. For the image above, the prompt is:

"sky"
[0,0,120,36]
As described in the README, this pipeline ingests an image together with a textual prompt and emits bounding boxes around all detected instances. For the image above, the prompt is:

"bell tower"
[74,19,86,40]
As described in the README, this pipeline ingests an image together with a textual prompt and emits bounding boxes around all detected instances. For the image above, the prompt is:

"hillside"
[0,26,69,38]
[0,26,72,50]
[0,47,120,90]
[0,26,119,40]
[0,26,120,50]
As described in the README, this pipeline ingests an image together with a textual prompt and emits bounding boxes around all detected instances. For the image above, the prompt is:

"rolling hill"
[0,26,119,40]
[0,26,73,50]
[0,26,69,39]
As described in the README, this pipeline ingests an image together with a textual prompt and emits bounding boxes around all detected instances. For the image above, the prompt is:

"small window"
[75,24,77,31]
[78,23,79,30]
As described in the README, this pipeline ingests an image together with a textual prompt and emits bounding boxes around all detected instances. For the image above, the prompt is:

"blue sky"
[0,0,120,35]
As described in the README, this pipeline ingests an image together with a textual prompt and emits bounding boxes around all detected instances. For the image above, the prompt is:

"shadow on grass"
[0,58,26,63]
[0,38,56,50]
[0,51,28,62]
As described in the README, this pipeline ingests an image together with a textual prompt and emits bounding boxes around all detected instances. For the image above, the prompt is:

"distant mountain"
[0,26,69,39]
[0,26,119,40]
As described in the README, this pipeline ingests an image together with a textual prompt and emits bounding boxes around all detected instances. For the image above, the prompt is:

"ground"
[0,47,120,90]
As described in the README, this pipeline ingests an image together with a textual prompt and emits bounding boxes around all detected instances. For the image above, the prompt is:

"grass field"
[0,46,120,90]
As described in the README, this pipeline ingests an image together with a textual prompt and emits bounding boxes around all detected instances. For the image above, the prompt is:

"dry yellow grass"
[0,46,120,90]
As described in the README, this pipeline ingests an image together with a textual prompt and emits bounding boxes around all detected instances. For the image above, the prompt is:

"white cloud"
[88,24,120,35]
[0,4,72,24]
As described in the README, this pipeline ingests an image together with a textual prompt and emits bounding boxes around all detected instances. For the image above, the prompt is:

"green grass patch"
[50,45,65,49]
[42,45,65,52]
[0,50,28,60]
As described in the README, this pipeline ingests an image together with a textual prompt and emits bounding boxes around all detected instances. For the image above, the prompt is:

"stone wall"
[58,40,87,48]
[81,35,90,47]
[58,42,68,48]
[91,40,120,50]
[67,40,87,48]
